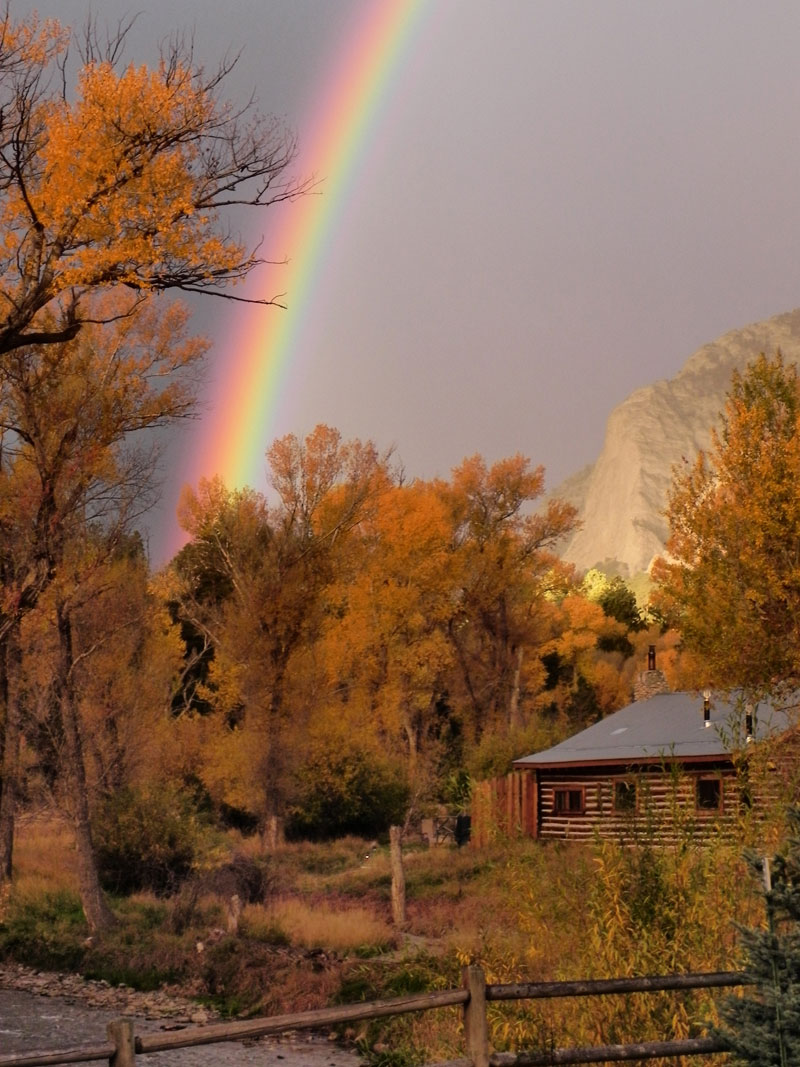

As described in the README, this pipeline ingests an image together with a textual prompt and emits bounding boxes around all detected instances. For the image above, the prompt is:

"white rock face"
[556,308,800,577]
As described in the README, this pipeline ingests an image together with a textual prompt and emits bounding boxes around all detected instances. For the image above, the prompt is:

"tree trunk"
[389,825,406,927]
[508,646,524,729]
[262,814,284,852]
[0,625,21,884]
[55,604,115,933]
[262,658,290,845]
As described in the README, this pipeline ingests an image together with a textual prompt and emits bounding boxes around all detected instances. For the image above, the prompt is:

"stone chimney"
[633,644,670,701]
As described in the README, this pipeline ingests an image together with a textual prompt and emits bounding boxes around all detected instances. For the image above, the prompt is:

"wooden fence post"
[107,1018,136,1066]
[389,825,406,926]
[463,965,489,1067]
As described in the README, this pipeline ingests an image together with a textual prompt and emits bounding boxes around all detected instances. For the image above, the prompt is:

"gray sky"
[26,1,800,564]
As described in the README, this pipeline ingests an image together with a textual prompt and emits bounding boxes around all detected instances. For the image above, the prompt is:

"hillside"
[553,308,800,576]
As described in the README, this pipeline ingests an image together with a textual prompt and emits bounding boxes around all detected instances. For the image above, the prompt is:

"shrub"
[0,886,87,969]
[717,808,800,1065]
[93,782,214,896]
[194,853,274,903]
[287,747,409,841]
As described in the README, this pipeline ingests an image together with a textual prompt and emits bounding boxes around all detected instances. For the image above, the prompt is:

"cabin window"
[553,788,585,814]
[696,776,722,812]
[614,779,637,812]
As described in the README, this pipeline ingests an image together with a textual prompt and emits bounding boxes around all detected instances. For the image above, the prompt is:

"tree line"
[2,8,800,945]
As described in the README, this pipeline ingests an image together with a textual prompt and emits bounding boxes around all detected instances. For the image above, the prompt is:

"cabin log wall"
[534,763,741,842]
[472,763,754,844]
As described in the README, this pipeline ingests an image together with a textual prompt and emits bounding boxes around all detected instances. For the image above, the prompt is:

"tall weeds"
[460,783,773,1066]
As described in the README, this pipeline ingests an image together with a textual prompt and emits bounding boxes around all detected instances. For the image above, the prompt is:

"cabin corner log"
[489,1036,730,1065]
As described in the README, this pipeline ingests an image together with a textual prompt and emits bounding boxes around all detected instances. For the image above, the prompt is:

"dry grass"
[12,813,79,894]
[243,896,396,952]
[2,814,771,1067]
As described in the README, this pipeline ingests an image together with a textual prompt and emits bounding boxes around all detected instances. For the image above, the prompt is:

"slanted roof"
[514,691,797,770]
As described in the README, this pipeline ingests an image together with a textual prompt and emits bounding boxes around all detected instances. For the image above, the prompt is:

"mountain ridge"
[552,308,800,576]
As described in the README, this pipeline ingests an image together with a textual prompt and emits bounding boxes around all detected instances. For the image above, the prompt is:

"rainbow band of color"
[183,0,431,507]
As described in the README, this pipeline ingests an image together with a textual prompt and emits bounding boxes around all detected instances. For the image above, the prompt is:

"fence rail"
[0,968,751,1067]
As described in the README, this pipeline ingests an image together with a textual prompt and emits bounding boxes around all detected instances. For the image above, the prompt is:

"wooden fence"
[0,967,750,1067]
[471,772,534,846]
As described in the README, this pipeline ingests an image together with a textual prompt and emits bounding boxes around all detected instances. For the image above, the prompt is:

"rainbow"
[178,0,432,520]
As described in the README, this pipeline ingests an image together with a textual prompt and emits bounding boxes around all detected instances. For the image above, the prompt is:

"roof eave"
[512,752,735,771]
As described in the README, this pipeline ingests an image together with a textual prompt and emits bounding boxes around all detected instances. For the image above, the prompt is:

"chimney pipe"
[648,645,656,671]
[703,690,711,727]
[746,703,754,742]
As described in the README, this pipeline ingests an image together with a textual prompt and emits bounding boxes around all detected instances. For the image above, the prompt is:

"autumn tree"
[441,454,578,737]
[653,353,800,694]
[0,11,304,358]
[540,593,631,728]
[314,480,458,817]
[67,539,185,797]
[173,426,392,844]
[0,292,206,929]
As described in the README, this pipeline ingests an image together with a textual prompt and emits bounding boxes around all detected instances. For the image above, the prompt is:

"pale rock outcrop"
[555,308,800,577]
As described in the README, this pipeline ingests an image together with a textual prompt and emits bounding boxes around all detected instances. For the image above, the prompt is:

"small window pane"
[554,788,584,813]
[614,780,636,811]
[697,777,721,811]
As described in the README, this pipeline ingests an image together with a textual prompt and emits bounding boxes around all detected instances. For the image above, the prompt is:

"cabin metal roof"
[513,691,797,770]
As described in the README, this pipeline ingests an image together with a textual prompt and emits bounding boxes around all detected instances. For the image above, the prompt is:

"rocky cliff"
[554,308,800,577]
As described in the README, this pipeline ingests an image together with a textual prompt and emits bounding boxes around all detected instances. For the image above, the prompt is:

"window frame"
[695,774,723,813]
[613,778,637,813]
[553,786,586,815]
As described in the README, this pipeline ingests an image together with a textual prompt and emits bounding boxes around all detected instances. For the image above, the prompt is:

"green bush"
[287,747,409,841]
[0,888,86,970]
[93,782,213,896]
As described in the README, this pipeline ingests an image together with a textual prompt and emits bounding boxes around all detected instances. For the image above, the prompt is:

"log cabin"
[505,689,799,843]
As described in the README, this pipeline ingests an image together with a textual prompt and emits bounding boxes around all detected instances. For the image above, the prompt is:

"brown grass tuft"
[243,897,396,952]
[12,814,78,892]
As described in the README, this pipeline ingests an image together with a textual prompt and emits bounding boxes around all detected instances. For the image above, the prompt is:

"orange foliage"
[0,11,302,356]
[653,353,800,693]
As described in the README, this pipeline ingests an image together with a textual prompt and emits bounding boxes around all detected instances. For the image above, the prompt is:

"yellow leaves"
[26,59,239,293]
[655,352,800,690]
[0,14,67,69]
[177,476,239,540]
[0,12,299,356]
[6,289,205,487]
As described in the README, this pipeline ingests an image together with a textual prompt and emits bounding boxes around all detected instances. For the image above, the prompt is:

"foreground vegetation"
[0,809,779,1066]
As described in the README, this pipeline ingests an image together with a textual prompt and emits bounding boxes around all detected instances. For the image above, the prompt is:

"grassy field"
[0,813,766,1066]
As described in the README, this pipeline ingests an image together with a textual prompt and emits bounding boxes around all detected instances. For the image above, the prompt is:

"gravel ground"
[0,965,366,1066]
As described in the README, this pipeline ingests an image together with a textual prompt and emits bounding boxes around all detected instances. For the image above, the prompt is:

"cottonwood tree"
[0,291,206,929]
[441,454,578,737]
[0,10,304,358]
[173,426,392,845]
[540,593,631,728]
[652,353,800,694]
[317,480,458,797]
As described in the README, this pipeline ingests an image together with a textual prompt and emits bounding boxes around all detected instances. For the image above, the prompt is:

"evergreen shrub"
[718,808,800,1066]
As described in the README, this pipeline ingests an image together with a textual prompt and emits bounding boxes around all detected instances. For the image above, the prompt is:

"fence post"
[390,825,406,926]
[463,965,489,1067]
[107,1018,136,1066]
